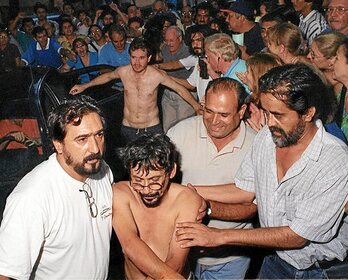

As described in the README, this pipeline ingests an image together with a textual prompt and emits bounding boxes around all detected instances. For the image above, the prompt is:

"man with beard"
[0,96,113,279]
[70,38,200,143]
[176,64,348,279]
[112,134,201,280]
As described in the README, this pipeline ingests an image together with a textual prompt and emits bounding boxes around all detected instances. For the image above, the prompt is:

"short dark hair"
[259,63,330,122]
[205,77,248,110]
[59,18,76,35]
[117,134,177,175]
[129,37,152,57]
[34,2,47,13]
[48,96,105,142]
[32,26,47,37]
[22,17,35,26]
[128,16,144,28]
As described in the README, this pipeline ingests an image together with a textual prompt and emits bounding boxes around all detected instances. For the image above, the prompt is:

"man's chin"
[141,196,161,208]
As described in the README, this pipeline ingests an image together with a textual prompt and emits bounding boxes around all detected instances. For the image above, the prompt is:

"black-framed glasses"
[324,7,348,15]
[130,174,168,191]
[80,182,98,218]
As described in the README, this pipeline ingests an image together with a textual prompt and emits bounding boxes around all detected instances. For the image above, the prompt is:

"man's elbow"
[0,275,10,280]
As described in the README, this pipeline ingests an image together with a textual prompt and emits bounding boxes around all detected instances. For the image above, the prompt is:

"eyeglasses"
[130,174,167,191]
[0,35,7,39]
[79,182,98,218]
[75,44,85,49]
[324,7,348,15]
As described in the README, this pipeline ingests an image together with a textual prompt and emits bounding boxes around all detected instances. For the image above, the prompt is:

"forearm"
[209,200,257,221]
[123,239,184,279]
[158,60,184,71]
[86,72,115,88]
[217,226,307,249]
[195,184,254,203]
[178,87,200,112]
[0,275,10,280]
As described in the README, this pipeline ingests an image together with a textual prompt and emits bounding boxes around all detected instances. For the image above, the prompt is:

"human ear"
[53,140,64,154]
[169,163,177,179]
[303,106,316,122]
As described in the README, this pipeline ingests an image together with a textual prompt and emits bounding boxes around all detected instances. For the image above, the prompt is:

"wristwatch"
[206,200,212,216]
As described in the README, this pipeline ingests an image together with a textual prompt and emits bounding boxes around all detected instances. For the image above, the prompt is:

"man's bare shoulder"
[170,183,201,208]
[116,64,131,75]
[112,181,132,198]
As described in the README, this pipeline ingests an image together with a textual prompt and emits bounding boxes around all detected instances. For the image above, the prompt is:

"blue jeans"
[194,256,250,279]
[320,257,348,279]
[259,254,327,279]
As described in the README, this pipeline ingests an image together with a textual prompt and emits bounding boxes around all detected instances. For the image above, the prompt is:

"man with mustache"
[0,96,113,279]
[176,64,348,279]
[112,134,201,279]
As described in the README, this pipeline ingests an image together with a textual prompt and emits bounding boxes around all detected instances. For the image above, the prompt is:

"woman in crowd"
[333,38,348,141]
[267,22,309,64]
[58,18,87,52]
[88,24,108,52]
[77,10,92,36]
[236,52,283,131]
[308,31,346,96]
[308,32,347,143]
[61,38,99,84]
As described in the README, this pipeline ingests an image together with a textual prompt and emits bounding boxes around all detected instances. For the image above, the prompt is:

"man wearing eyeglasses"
[0,96,113,279]
[325,0,348,36]
[112,133,201,280]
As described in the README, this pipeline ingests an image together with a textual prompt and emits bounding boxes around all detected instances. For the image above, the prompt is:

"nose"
[211,113,220,125]
[265,113,276,127]
[88,136,101,154]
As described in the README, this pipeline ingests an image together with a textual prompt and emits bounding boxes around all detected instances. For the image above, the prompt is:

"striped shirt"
[235,120,348,269]
[299,10,327,46]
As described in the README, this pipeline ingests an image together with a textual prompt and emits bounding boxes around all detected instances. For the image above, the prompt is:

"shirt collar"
[36,37,50,50]
[199,117,247,151]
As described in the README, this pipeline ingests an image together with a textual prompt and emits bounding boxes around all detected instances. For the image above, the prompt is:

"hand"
[70,84,85,95]
[9,131,26,143]
[203,57,219,79]
[66,51,77,62]
[16,11,25,20]
[109,2,119,11]
[239,45,249,61]
[235,71,251,91]
[187,183,206,222]
[176,222,222,248]
[95,9,103,19]
[245,103,266,132]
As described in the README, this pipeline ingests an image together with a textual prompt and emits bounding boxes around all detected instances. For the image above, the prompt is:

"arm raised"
[69,68,121,95]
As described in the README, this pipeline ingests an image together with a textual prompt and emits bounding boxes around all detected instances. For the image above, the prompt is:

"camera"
[198,54,209,79]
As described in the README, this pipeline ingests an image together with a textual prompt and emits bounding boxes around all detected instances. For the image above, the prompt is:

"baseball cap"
[221,1,254,18]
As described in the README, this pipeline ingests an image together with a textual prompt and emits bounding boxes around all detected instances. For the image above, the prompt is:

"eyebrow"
[74,129,104,140]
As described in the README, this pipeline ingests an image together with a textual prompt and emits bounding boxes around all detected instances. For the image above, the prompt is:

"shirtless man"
[112,134,201,279]
[70,38,200,143]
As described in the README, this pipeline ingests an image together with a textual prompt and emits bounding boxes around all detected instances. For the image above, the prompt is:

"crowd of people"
[0,0,348,279]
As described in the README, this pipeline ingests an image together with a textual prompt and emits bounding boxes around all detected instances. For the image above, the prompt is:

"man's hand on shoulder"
[187,183,206,223]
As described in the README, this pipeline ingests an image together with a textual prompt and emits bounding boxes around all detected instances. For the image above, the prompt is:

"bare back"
[112,182,201,279]
[118,65,164,128]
